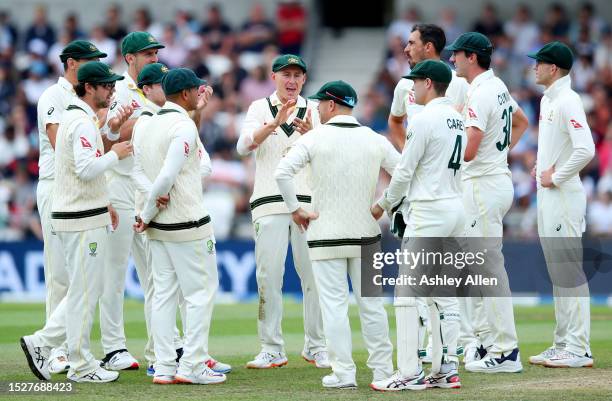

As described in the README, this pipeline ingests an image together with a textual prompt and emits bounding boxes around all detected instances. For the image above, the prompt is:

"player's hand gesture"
[196,85,214,111]
[108,105,134,133]
[133,215,148,233]
[371,204,384,220]
[540,165,555,188]
[156,194,170,209]
[111,141,133,160]
[293,109,312,134]
[272,99,297,129]
[291,207,318,232]
[109,204,119,231]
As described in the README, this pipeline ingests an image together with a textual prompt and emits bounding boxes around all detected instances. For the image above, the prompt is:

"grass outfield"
[0,301,610,401]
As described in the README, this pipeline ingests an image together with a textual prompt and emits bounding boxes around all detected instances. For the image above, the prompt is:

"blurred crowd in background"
[0,2,610,241]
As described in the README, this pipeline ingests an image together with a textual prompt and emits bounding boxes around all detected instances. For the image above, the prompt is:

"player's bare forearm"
[388,114,406,150]
[509,107,529,150]
[118,118,137,142]
[464,127,484,162]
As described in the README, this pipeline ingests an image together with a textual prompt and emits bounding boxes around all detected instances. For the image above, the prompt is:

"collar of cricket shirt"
[73,97,98,121]
[159,100,190,117]
[325,114,360,126]
[470,68,494,88]
[58,76,76,95]
[124,70,139,91]
[543,74,571,100]
[269,91,307,107]
[425,96,452,109]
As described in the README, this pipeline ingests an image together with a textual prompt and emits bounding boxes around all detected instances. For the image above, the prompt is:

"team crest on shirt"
[131,99,141,109]
[206,239,215,254]
[89,242,98,256]
[570,119,583,129]
[184,141,190,156]
[468,107,477,119]
[80,136,92,149]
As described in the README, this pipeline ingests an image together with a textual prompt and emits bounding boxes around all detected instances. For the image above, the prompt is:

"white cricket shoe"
[68,367,119,383]
[463,344,487,365]
[205,358,232,374]
[20,336,50,381]
[102,350,139,371]
[544,350,593,368]
[302,350,331,369]
[465,348,522,373]
[176,366,226,384]
[153,375,177,385]
[246,351,288,369]
[528,347,559,365]
[322,373,357,389]
[48,353,69,374]
[369,370,426,391]
[424,363,461,389]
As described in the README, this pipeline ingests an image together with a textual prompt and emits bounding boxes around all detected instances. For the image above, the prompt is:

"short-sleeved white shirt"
[461,69,519,180]
[37,77,77,180]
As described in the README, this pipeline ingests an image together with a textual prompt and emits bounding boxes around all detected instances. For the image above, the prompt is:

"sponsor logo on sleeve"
[131,99,141,109]
[468,107,477,119]
[80,136,92,149]
[570,119,584,129]
[184,141,190,156]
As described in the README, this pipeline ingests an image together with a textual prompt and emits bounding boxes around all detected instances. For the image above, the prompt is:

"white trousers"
[395,199,463,375]
[311,258,393,382]
[136,232,187,366]
[36,180,69,320]
[32,227,109,377]
[149,237,218,376]
[462,174,518,355]
[537,188,590,356]
[253,214,325,353]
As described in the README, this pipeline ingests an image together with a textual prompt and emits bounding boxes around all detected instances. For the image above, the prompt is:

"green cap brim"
[526,53,539,60]
[130,43,165,54]
[60,50,108,62]
[274,63,306,72]
[97,74,125,83]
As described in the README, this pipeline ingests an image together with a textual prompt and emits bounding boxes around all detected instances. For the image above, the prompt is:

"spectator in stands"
[504,4,540,58]
[25,5,55,52]
[0,65,15,117]
[472,3,504,42]
[89,25,117,65]
[174,8,200,42]
[594,26,612,74]
[130,7,162,39]
[200,4,234,56]
[159,24,188,68]
[63,13,85,41]
[239,64,275,109]
[437,7,461,44]
[387,6,421,45]
[545,3,570,41]
[276,0,306,54]
[0,11,18,54]
[239,3,276,53]
[570,2,605,44]
[103,4,127,41]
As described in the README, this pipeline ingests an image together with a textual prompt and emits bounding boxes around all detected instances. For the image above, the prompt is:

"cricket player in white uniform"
[96,31,165,371]
[447,32,529,373]
[387,23,469,363]
[237,54,327,369]
[371,60,466,391]
[527,42,595,368]
[133,68,226,385]
[131,63,231,376]
[21,61,133,383]
[35,40,107,375]
[388,24,468,149]
[275,80,397,389]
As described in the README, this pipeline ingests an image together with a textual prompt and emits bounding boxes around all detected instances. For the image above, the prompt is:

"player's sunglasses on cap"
[309,80,358,108]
